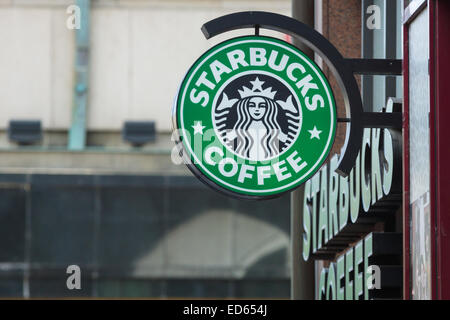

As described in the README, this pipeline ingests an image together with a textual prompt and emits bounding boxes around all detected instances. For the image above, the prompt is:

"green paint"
[174,36,336,197]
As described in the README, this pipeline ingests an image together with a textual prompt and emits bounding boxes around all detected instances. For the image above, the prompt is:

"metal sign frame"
[200,11,402,177]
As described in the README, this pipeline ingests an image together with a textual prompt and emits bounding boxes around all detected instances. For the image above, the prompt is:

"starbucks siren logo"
[213,75,301,162]
[173,36,336,199]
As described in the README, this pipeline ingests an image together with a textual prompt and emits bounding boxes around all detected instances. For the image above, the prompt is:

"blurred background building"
[0,0,292,298]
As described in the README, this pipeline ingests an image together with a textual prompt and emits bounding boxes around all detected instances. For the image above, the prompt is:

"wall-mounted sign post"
[174,36,336,199]
[173,11,402,200]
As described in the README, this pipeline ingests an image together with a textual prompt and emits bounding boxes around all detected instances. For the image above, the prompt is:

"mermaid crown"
[238,77,276,99]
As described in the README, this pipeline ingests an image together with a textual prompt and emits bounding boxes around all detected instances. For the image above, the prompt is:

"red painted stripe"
[434,0,450,300]
[428,0,438,300]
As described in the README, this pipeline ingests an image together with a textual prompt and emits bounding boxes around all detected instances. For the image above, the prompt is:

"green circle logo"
[173,36,336,199]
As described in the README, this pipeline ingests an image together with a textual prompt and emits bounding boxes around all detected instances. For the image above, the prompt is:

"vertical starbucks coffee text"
[190,47,325,112]
[302,123,401,261]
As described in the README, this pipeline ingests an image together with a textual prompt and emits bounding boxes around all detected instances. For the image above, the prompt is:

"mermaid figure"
[215,77,300,161]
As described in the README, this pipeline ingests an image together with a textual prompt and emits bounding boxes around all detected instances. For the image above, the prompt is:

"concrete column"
[290,0,316,300]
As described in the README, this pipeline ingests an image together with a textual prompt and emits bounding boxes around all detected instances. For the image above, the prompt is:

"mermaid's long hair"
[233,96,281,159]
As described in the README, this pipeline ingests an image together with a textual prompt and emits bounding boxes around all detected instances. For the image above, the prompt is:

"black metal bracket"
[201,11,402,177]
[346,59,402,75]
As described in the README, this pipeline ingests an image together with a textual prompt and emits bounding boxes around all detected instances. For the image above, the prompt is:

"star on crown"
[238,77,277,99]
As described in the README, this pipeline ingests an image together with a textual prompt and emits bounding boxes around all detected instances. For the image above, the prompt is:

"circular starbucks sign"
[173,36,336,199]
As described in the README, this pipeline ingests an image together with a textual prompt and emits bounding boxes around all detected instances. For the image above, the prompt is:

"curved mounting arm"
[201,11,401,177]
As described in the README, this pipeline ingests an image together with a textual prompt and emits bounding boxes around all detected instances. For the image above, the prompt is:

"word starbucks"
[189,45,326,110]
[174,36,336,198]
[303,123,399,260]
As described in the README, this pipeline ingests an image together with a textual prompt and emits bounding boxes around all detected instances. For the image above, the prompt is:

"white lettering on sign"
[302,124,396,261]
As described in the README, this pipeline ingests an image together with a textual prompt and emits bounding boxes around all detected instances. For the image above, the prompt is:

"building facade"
[292,0,450,300]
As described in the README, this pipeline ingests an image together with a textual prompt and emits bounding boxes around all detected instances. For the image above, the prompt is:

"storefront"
[295,0,450,300]
[403,0,450,300]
